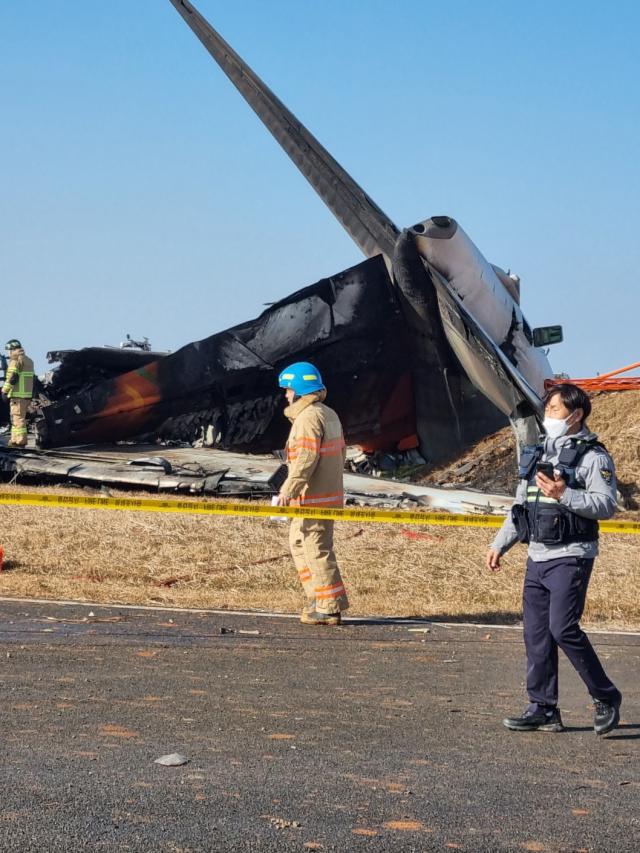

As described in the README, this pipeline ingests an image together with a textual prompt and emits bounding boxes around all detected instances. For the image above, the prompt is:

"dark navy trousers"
[523,556,620,708]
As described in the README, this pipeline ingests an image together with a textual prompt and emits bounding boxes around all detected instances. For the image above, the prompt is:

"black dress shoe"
[593,696,621,735]
[503,707,564,732]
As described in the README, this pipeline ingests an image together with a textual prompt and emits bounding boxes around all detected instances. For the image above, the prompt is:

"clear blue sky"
[2,0,639,378]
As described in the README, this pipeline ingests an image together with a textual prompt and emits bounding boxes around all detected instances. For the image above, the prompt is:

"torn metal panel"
[343,472,512,515]
[37,257,401,449]
[0,445,287,497]
[44,346,169,398]
[0,443,511,514]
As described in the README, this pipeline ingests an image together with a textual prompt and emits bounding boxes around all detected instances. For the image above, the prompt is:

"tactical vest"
[512,438,605,546]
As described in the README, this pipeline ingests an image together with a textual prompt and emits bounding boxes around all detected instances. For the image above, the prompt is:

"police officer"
[487,383,621,735]
[275,361,349,625]
[1,339,34,448]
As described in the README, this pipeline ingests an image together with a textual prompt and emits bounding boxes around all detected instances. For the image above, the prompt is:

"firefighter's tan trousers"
[289,518,349,614]
[9,399,29,446]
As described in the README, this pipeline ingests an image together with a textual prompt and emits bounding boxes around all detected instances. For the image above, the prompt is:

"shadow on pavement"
[604,723,640,740]
[346,612,522,627]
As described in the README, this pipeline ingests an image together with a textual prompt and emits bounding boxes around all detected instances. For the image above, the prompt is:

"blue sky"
[2,0,639,378]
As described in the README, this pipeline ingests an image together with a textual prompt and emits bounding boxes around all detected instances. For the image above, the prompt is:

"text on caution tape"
[1,491,640,534]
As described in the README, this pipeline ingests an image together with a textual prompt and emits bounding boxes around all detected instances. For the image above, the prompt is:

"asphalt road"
[0,601,638,852]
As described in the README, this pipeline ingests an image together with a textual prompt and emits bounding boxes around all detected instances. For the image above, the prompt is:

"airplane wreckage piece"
[39,254,506,456]
[0,445,287,497]
[36,1,562,462]
[44,344,169,399]
[0,443,513,516]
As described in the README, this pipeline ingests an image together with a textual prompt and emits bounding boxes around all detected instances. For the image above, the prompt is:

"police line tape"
[1,490,640,535]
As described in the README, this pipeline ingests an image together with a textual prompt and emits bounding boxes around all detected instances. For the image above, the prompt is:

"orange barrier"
[545,361,640,392]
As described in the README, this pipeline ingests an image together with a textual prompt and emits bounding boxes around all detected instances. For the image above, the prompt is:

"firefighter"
[1,340,34,448]
[276,362,349,625]
[487,383,621,735]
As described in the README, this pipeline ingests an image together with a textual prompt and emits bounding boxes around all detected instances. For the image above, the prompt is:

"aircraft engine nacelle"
[410,217,553,398]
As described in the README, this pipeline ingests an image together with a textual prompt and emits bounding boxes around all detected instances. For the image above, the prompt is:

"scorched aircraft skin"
[38,254,502,456]
[37,1,557,460]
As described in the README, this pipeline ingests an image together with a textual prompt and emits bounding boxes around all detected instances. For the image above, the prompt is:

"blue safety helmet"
[278,361,325,397]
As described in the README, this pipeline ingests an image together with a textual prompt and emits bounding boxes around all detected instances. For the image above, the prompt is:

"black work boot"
[503,706,564,732]
[300,610,341,626]
[593,695,621,736]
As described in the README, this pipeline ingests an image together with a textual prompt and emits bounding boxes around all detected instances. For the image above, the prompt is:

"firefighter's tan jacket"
[2,349,34,400]
[281,391,346,507]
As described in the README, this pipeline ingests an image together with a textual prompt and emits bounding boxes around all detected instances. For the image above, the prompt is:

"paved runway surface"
[0,601,638,852]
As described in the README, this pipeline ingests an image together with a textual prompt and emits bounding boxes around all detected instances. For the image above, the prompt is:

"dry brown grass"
[1,483,639,629]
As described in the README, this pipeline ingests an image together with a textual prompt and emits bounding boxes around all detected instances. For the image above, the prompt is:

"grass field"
[2,483,639,629]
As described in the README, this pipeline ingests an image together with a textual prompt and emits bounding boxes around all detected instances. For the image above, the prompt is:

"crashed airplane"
[36,0,562,463]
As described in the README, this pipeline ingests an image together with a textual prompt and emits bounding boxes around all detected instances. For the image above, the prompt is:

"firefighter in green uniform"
[1,340,34,448]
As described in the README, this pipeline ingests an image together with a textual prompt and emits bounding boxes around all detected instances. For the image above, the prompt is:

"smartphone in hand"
[535,461,555,479]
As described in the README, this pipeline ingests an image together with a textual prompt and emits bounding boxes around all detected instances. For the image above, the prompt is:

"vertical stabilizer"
[168,0,399,260]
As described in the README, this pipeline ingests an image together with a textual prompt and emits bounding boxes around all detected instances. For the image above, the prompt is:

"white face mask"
[543,415,572,439]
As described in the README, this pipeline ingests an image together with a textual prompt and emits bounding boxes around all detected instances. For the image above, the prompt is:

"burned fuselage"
[38,253,504,458]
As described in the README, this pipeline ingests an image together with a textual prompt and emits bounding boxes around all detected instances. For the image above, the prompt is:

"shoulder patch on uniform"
[594,452,615,482]
[599,467,613,484]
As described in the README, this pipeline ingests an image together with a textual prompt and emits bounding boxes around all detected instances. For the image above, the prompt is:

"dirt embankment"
[418,390,640,512]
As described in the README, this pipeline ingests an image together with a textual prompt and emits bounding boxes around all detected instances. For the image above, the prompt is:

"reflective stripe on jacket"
[282,391,346,508]
[491,427,616,561]
[2,350,34,400]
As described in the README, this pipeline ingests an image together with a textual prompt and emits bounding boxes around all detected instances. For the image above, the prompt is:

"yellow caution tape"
[1,490,639,534]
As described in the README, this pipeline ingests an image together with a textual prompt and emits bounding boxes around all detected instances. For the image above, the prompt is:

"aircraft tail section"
[169,0,399,260]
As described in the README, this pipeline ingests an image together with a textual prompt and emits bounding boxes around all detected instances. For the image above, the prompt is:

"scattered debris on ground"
[262,816,302,830]
[154,753,190,767]
[0,443,513,514]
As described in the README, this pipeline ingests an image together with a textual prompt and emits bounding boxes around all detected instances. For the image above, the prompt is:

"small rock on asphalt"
[154,753,190,767]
